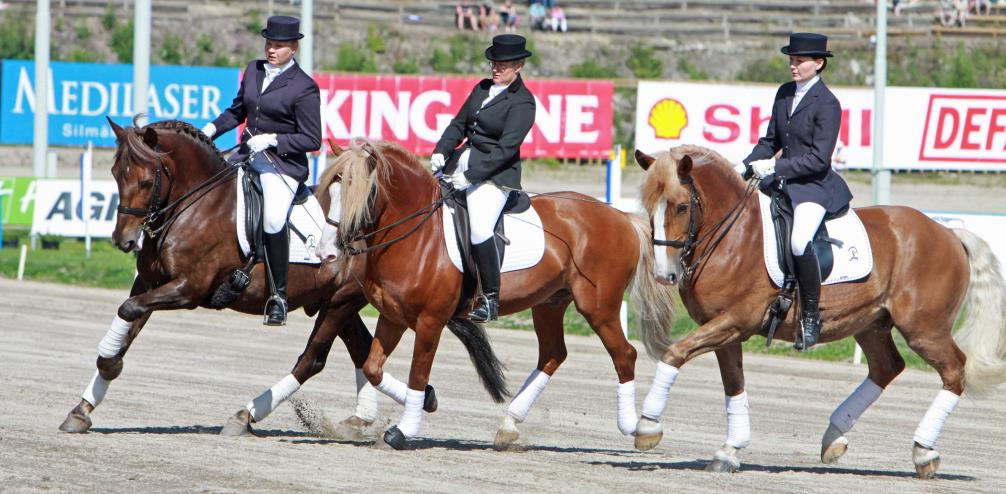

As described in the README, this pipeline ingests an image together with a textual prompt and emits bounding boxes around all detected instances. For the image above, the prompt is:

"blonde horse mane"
[639,144,736,213]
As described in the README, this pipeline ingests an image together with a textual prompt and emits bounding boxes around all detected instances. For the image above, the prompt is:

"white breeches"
[251,159,299,234]
[465,182,508,244]
[791,202,826,256]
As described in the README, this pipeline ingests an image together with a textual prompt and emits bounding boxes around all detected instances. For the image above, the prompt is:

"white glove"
[247,133,278,153]
[201,122,216,138]
[430,153,446,173]
[450,170,471,190]
[733,163,748,175]
[749,159,776,179]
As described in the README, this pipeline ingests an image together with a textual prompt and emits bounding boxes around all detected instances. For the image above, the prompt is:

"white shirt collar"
[795,75,820,95]
[265,58,296,76]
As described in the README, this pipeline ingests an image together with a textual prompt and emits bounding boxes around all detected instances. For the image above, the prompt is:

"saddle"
[241,162,313,262]
[442,181,531,317]
[760,183,847,346]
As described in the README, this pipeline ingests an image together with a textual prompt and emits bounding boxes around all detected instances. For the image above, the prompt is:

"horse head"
[108,116,223,252]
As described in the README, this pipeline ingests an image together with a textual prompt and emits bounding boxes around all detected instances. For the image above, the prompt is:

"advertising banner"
[0,176,35,226]
[635,81,1006,172]
[30,179,118,237]
[1,60,240,147]
[313,74,613,158]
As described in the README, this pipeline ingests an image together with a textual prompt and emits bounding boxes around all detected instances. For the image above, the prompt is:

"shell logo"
[648,98,688,140]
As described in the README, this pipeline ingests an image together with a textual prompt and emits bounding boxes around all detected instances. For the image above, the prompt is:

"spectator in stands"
[500,0,518,32]
[529,1,547,30]
[429,34,536,323]
[973,0,992,15]
[739,33,850,351]
[549,4,567,32]
[457,0,480,31]
[939,0,969,26]
[480,3,500,33]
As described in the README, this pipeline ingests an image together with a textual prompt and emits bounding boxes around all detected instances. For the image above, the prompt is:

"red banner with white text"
[312,74,613,159]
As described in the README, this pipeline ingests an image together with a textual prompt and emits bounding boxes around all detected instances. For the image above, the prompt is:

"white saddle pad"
[236,168,324,265]
[758,192,873,287]
[443,204,545,273]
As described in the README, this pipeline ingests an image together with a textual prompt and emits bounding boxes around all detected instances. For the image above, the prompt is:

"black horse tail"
[446,318,509,403]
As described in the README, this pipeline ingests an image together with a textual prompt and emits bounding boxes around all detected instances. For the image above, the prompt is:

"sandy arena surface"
[2,278,1005,493]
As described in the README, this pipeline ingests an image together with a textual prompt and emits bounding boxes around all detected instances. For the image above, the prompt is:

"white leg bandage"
[81,370,110,407]
[397,388,426,438]
[616,381,638,435]
[913,390,960,449]
[247,374,301,423]
[641,362,680,420]
[354,368,378,422]
[725,391,751,449]
[375,372,408,406]
[506,369,551,422]
[97,316,132,359]
[830,378,884,433]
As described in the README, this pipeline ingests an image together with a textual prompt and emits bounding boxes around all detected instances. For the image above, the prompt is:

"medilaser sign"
[635,81,1006,172]
[0,60,240,147]
[314,74,613,158]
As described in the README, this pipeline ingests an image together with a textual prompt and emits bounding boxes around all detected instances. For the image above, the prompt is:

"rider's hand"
[201,122,216,139]
[749,159,776,179]
[450,170,470,190]
[733,162,748,175]
[247,133,278,153]
[430,153,446,173]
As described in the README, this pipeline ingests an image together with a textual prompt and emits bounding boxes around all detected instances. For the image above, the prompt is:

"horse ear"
[107,116,124,139]
[677,155,693,180]
[142,127,158,149]
[328,138,344,156]
[635,149,655,171]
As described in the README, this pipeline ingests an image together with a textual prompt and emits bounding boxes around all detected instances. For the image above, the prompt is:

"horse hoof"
[423,384,438,413]
[339,414,375,429]
[220,409,254,437]
[705,459,739,473]
[58,407,92,433]
[705,444,741,473]
[821,436,849,464]
[634,417,663,451]
[383,425,409,450]
[493,415,520,451]
[913,443,940,479]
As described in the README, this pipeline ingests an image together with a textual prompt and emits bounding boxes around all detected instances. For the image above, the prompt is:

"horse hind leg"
[494,301,569,451]
[820,326,903,464]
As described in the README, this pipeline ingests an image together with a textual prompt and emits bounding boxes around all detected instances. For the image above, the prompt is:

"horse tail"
[628,214,678,361]
[446,318,510,403]
[951,228,1006,396]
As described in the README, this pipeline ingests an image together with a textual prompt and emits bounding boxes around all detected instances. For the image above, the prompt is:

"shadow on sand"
[590,459,977,481]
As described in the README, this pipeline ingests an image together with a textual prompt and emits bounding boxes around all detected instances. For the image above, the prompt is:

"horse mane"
[318,138,430,238]
[640,144,737,212]
[114,116,225,171]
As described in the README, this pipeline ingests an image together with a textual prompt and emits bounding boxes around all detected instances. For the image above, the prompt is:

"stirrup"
[468,294,496,323]
[264,295,288,326]
[794,317,820,352]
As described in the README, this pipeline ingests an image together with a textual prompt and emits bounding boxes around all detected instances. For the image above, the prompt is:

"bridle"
[652,175,758,282]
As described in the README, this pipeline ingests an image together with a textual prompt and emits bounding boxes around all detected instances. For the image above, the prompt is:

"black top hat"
[780,32,833,58]
[261,15,304,41]
[485,34,533,62]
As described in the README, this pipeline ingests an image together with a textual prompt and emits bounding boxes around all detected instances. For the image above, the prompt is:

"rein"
[656,176,758,282]
[336,186,446,256]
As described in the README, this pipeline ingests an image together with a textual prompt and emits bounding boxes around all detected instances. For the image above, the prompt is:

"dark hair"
[816,58,828,74]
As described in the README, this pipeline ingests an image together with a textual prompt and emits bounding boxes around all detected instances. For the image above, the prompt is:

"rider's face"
[490,60,524,85]
[789,56,823,83]
[264,39,297,66]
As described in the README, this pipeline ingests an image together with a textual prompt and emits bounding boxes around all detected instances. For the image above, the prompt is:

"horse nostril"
[667,273,678,285]
[119,240,134,252]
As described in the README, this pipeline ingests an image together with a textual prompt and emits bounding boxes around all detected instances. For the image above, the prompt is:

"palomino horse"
[59,118,397,436]
[315,139,678,449]
[632,144,1006,477]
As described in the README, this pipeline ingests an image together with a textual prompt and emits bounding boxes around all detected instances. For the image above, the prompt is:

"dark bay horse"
[59,118,386,436]
[632,144,1006,477]
[316,139,677,450]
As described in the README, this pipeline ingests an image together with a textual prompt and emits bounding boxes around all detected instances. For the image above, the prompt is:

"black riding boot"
[263,226,289,326]
[793,244,822,351]
[469,239,501,323]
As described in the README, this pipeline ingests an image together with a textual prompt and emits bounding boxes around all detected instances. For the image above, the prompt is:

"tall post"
[32,0,50,178]
[871,0,891,205]
[133,0,151,125]
[300,0,314,77]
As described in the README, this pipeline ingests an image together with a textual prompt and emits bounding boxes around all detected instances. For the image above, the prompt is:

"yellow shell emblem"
[648,98,688,140]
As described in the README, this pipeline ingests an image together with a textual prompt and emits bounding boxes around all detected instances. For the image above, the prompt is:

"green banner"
[0,176,35,226]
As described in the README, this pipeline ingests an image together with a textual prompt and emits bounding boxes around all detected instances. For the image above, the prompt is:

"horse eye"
[139,180,153,188]
[675,203,689,215]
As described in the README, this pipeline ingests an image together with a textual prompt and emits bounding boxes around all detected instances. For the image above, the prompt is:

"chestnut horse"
[316,139,677,449]
[632,145,1006,477]
[59,118,398,436]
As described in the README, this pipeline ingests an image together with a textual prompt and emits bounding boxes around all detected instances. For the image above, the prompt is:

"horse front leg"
[60,277,153,433]
[382,314,446,450]
[636,314,744,451]
[705,341,750,473]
